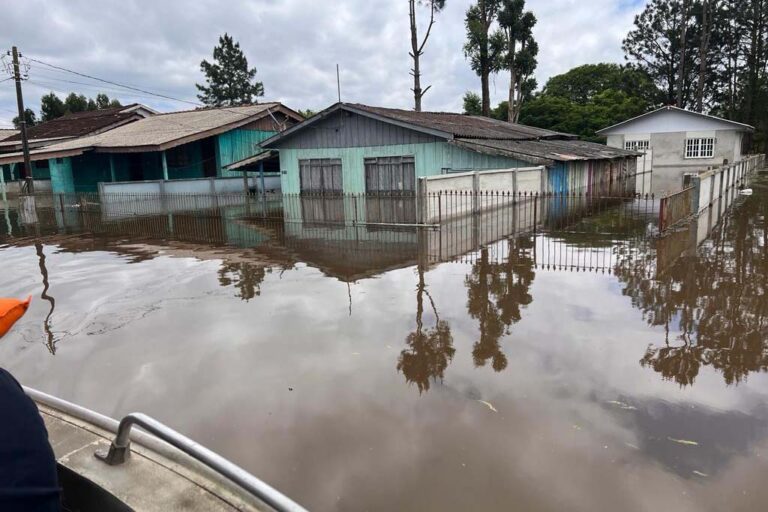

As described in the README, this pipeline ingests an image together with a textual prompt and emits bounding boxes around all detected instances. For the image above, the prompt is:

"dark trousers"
[0,368,60,511]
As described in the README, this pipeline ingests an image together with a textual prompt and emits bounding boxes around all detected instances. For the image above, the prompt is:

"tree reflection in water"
[217,261,293,301]
[465,237,536,372]
[397,264,455,394]
[616,196,768,386]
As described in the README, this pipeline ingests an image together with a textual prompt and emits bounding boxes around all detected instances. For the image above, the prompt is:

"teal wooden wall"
[1,161,51,182]
[278,142,528,194]
[50,158,75,193]
[217,129,276,177]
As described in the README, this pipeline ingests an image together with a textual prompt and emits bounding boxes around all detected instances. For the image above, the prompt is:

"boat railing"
[24,386,308,512]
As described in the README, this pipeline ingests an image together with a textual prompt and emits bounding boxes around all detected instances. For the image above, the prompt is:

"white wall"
[600,108,750,135]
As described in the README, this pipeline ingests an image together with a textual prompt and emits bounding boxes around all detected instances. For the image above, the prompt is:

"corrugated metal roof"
[453,138,640,163]
[348,104,575,141]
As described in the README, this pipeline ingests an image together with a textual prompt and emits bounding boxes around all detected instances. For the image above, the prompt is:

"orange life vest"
[0,297,31,338]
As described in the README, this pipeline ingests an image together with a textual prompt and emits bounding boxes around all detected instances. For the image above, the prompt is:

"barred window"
[624,140,650,151]
[685,137,715,158]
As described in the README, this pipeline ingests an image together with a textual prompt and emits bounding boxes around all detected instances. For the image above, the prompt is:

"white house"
[597,106,754,194]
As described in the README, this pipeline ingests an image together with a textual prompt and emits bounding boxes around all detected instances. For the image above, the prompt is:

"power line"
[26,57,200,107]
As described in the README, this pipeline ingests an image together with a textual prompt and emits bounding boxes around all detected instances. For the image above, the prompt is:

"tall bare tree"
[409,0,447,111]
[695,0,716,111]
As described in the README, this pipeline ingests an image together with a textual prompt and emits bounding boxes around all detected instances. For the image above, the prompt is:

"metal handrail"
[24,386,308,512]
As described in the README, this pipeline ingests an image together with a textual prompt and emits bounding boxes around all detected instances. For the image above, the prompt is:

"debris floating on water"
[667,437,699,446]
[477,400,498,413]
[606,400,637,410]
[692,470,708,477]
[740,188,753,195]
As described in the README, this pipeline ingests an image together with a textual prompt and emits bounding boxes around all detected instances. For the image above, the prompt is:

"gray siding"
[272,111,441,149]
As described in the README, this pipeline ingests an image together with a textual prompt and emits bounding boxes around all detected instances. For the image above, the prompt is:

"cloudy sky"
[0,0,644,128]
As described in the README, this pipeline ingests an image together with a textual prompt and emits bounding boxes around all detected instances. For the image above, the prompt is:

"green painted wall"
[278,142,528,194]
[1,161,51,182]
[50,157,75,193]
[217,129,276,177]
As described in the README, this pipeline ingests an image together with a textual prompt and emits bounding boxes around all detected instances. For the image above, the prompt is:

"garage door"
[364,156,415,194]
[299,158,343,194]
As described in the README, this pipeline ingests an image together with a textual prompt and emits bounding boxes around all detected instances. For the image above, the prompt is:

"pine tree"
[196,34,265,107]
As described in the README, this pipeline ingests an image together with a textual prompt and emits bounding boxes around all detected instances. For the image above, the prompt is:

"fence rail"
[659,187,694,231]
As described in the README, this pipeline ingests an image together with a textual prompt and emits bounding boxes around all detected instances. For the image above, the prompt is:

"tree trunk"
[507,34,517,123]
[410,0,422,112]
[481,69,491,116]
[675,0,689,108]
[695,0,711,112]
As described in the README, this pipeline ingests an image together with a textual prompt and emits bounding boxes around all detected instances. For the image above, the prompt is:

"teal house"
[0,103,302,193]
[261,103,639,195]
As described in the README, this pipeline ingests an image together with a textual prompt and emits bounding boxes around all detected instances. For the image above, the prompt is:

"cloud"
[0,0,643,128]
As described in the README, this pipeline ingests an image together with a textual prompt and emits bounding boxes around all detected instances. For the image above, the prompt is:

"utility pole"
[11,46,34,194]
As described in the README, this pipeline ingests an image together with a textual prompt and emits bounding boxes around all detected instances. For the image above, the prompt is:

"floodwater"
[1,184,767,512]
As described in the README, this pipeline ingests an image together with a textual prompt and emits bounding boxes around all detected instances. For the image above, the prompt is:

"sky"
[0,0,645,128]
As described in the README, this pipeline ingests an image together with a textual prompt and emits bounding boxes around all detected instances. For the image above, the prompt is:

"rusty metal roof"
[2,105,145,143]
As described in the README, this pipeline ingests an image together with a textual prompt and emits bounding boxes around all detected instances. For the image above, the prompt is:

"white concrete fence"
[684,154,765,215]
[417,167,545,223]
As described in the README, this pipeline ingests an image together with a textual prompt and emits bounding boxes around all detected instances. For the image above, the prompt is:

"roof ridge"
[152,102,280,117]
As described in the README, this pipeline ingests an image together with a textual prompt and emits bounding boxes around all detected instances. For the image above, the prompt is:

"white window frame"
[684,137,716,159]
[624,140,650,152]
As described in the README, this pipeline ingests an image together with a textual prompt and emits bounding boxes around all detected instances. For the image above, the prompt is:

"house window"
[685,137,715,158]
[364,156,415,193]
[624,140,650,151]
[299,158,343,194]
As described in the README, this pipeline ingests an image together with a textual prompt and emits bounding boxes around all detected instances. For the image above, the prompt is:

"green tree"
[95,93,122,109]
[409,0,447,111]
[297,109,316,119]
[40,92,67,122]
[518,63,661,140]
[622,0,701,108]
[64,93,91,113]
[462,91,483,115]
[497,0,538,122]
[12,108,37,129]
[464,0,503,116]
[196,33,265,107]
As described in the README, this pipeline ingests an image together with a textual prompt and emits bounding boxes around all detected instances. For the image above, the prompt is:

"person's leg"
[0,368,60,512]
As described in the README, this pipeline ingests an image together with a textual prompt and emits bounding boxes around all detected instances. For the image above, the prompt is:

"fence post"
[684,173,701,215]
[417,177,426,224]
[472,172,480,214]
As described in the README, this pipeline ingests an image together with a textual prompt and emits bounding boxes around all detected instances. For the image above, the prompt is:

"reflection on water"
[617,191,768,387]
[465,240,535,371]
[397,265,454,393]
[2,185,768,511]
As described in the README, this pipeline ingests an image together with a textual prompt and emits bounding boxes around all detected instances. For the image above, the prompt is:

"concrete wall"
[606,128,744,194]
[278,141,528,194]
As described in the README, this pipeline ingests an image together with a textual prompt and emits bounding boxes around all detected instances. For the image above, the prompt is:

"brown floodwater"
[1,185,767,512]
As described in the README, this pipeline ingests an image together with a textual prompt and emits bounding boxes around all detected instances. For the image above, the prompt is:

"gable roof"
[0,103,303,164]
[2,104,151,144]
[262,103,637,164]
[596,106,754,135]
[262,102,575,150]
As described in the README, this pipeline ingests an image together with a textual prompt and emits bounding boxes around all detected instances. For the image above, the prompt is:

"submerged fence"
[658,154,765,232]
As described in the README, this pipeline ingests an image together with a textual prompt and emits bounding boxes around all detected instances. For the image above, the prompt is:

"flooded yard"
[1,185,767,511]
